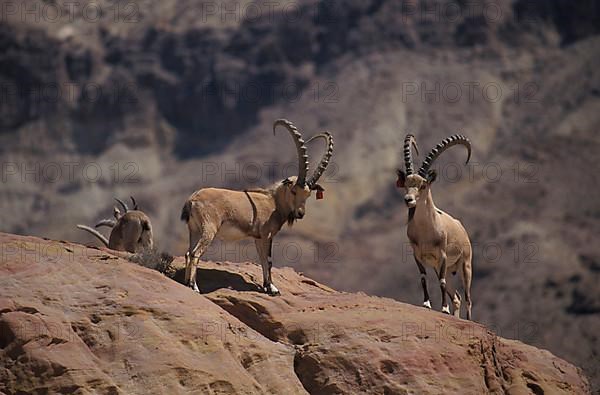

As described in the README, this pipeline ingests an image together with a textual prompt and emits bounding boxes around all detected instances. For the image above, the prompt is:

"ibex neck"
[413,188,437,223]
[272,187,295,228]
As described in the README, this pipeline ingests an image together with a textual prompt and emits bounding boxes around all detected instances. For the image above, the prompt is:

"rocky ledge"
[0,233,590,394]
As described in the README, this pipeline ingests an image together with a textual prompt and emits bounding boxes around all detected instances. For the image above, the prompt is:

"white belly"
[215,222,249,241]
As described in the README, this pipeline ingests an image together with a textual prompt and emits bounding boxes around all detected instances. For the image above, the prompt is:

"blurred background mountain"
[1,0,599,389]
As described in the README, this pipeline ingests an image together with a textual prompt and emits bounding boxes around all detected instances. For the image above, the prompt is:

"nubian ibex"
[77,197,153,253]
[396,134,473,319]
[181,119,334,295]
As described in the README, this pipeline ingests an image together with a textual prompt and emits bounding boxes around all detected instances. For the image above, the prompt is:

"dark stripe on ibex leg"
[416,260,430,306]
[439,258,448,312]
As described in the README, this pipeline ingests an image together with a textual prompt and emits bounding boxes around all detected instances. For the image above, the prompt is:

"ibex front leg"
[415,258,432,309]
[255,238,279,295]
[438,253,450,314]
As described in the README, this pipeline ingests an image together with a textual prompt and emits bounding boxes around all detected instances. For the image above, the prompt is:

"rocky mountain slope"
[1,0,599,390]
[0,233,591,394]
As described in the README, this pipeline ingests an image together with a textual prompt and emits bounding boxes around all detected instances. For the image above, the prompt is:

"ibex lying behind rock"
[396,134,473,319]
[77,197,153,253]
[181,119,334,295]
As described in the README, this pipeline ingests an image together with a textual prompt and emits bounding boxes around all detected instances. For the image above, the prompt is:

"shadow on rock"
[171,266,262,294]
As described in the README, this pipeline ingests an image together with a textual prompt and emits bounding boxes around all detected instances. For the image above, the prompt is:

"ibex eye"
[291,190,297,195]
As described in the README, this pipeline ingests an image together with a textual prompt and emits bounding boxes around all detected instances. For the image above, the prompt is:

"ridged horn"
[114,197,129,212]
[273,119,309,186]
[76,225,109,247]
[130,196,138,211]
[418,134,471,177]
[306,132,334,187]
[95,219,116,228]
[404,134,419,175]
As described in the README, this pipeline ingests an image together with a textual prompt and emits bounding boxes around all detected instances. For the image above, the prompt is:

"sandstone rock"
[0,233,590,394]
[0,233,305,394]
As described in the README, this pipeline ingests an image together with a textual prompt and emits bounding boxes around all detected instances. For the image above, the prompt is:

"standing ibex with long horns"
[181,119,334,295]
[396,134,473,319]
[77,197,153,253]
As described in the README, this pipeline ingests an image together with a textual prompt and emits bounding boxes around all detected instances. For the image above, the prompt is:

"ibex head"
[397,134,471,208]
[280,175,312,221]
[134,217,154,250]
[273,120,334,223]
[78,196,153,253]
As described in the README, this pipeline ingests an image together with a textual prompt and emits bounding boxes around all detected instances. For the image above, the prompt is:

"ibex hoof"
[441,305,451,314]
[423,300,432,309]
[190,282,200,293]
[264,284,280,296]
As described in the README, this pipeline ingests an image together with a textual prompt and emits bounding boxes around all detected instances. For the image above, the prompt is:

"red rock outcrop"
[0,233,590,394]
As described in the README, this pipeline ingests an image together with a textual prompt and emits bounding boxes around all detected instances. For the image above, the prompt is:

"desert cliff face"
[0,233,591,394]
[1,0,599,390]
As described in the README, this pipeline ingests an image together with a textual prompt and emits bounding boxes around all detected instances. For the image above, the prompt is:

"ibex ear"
[427,169,437,184]
[312,184,325,200]
[396,169,406,188]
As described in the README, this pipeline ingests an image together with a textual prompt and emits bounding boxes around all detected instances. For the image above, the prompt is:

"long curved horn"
[273,119,309,186]
[76,225,109,247]
[305,132,334,187]
[95,219,116,228]
[404,134,419,175]
[114,197,129,212]
[130,196,138,211]
[418,134,471,177]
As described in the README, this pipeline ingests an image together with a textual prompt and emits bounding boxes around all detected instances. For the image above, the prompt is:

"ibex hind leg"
[461,257,473,320]
[184,251,198,292]
[444,276,462,318]
[186,227,216,293]
[184,230,200,291]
